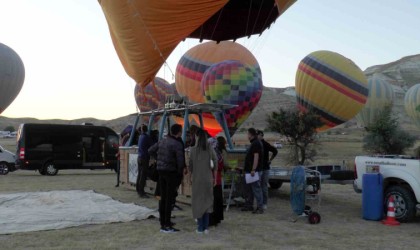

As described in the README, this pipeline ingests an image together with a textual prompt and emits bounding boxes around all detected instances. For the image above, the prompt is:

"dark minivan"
[16,123,119,175]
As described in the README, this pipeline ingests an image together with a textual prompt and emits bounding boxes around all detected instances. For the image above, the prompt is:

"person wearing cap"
[257,130,278,210]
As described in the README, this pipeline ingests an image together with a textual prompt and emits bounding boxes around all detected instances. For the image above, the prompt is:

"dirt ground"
[1,169,419,250]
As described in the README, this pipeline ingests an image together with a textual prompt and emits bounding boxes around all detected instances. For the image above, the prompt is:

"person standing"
[189,129,218,234]
[257,130,278,210]
[148,124,185,233]
[209,136,228,227]
[242,128,264,214]
[137,124,152,198]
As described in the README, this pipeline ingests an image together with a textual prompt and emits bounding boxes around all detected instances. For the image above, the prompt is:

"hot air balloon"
[0,43,25,115]
[176,41,260,103]
[202,60,263,135]
[404,84,420,127]
[98,0,295,88]
[355,75,394,127]
[134,77,174,123]
[295,51,368,131]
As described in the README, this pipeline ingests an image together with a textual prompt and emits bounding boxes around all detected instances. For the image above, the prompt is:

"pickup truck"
[354,155,420,222]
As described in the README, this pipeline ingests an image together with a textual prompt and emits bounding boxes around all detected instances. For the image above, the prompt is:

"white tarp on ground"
[0,190,156,235]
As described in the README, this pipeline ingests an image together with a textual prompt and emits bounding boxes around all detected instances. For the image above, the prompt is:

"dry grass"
[1,136,420,250]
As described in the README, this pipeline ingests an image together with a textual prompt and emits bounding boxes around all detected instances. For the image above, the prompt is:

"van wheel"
[39,168,47,175]
[0,162,9,175]
[44,162,58,176]
[384,186,416,222]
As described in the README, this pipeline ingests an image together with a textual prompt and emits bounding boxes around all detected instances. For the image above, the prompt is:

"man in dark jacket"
[148,124,184,233]
[137,124,152,198]
[257,130,278,210]
[242,128,264,214]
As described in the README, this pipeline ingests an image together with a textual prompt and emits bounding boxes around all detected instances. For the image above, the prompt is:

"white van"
[0,144,16,175]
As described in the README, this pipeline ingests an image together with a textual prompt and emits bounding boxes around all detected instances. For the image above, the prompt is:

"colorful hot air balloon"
[176,41,261,103]
[134,77,174,112]
[355,75,394,127]
[134,77,174,123]
[202,60,263,135]
[295,51,368,131]
[0,43,25,115]
[98,0,294,88]
[404,84,420,127]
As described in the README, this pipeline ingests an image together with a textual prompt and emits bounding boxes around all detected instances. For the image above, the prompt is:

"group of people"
[134,123,277,234]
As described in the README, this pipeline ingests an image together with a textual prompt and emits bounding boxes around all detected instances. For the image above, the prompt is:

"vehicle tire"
[39,168,47,175]
[384,186,416,223]
[329,170,355,180]
[0,162,9,175]
[44,162,59,176]
[269,180,283,189]
[308,212,321,224]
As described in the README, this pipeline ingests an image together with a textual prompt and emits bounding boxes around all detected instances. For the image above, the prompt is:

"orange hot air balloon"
[0,43,25,115]
[175,41,260,103]
[98,0,295,88]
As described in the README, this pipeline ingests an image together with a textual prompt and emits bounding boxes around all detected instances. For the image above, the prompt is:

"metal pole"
[182,109,189,143]
[126,114,140,146]
[159,111,167,140]
[218,112,234,149]
[147,113,155,135]
[198,112,204,129]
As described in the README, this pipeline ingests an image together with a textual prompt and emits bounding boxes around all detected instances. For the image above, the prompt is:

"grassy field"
[1,135,420,250]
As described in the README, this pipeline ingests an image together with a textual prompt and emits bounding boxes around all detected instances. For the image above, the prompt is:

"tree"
[3,126,15,132]
[267,109,323,165]
[363,105,415,155]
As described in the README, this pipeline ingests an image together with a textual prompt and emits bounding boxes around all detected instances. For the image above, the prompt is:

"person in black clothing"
[148,124,185,233]
[137,124,152,198]
[242,128,264,214]
[256,130,278,210]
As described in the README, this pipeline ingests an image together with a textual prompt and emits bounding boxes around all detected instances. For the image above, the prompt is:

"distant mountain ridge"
[2,54,420,133]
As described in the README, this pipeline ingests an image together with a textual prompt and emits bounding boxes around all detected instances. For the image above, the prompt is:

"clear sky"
[1,0,419,120]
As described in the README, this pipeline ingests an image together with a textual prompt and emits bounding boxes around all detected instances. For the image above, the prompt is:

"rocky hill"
[1,54,419,134]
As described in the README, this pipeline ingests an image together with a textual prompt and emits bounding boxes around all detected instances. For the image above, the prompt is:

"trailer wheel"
[384,186,416,222]
[308,212,321,224]
[0,162,9,175]
[44,162,58,176]
[269,180,283,189]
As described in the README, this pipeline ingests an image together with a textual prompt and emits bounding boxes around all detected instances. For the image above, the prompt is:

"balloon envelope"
[176,41,260,103]
[0,43,25,115]
[98,0,294,88]
[404,84,420,127]
[202,60,263,135]
[295,50,368,131]
[355,75,394,127]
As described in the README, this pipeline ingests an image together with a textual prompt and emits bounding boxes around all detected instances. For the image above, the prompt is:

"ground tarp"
[0,190,156,234]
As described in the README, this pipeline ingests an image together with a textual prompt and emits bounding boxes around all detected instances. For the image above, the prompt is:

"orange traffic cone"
[382,196,400,226]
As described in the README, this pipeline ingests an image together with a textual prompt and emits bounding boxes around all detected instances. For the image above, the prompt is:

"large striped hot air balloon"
[355,75,394,127]
[175,41,260,103]
[99,0,295,88]
[295,51,368,131]
[202,60,262,136]
[0,43,25,115]
[404,84,420,127]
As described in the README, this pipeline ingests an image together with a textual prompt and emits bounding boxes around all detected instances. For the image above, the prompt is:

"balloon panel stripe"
[297,97,345,125]
[298,64,367,104]
[302,56,368,96]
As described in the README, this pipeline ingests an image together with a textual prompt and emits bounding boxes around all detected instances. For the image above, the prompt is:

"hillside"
[1,54,420,134]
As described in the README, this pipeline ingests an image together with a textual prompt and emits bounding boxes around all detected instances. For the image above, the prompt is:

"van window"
[27,133,52,151]
[107,135,119,149]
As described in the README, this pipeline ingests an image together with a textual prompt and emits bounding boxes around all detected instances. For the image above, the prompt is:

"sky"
[0,0,419,120]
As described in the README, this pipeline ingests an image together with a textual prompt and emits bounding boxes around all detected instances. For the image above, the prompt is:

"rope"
[127,0,175,81]
[210,7,225,42]
[250,0,264,36]
[245,0,253,37]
